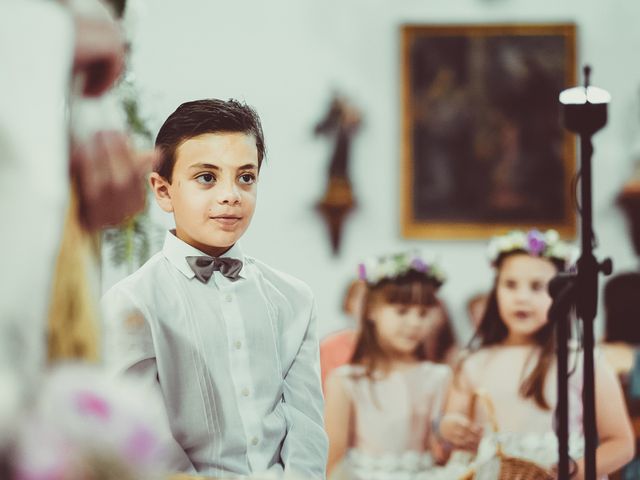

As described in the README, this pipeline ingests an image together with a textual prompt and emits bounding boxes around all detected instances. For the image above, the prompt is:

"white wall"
[103,0,640,342]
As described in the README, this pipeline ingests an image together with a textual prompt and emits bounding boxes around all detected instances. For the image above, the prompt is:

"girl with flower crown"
[324,251,456,480]
[439,229,634,479]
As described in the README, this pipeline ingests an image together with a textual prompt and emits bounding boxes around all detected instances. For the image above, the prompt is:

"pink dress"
[459,345,599,478]
[334,361,451,480]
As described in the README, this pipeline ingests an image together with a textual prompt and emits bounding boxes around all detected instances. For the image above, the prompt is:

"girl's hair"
[342,279,366,316]
[350,270,444,377]
[427,300,456,363]
[467,250,565,410]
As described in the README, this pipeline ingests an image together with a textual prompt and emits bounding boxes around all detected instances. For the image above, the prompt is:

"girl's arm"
[428,368,455,464]
[324,370,353,476]
[439,363,483,451]
[574,361,635,479]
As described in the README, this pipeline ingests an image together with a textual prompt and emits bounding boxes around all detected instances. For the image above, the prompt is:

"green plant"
[102,73,161,273]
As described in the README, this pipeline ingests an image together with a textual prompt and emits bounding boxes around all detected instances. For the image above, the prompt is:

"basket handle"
[470,388,500,434]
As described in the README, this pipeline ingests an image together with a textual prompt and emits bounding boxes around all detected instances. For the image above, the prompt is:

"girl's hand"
[438,413,483,451]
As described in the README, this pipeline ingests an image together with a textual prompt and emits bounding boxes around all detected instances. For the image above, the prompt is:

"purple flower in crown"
[410,257,428,273]
[358,263,367,281]
[527,229,547,256]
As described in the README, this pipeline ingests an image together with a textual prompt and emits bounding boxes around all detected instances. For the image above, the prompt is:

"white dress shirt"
[101,231,328,479]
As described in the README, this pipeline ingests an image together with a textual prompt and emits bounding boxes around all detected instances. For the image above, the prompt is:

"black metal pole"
[557,65,612,479]
[578,135,599,480]
[553,282,572,480]
[550,266,582,480]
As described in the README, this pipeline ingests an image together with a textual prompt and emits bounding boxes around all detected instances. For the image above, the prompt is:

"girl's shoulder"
[415,360,452,381]
[332,363,368,383]
[455,347,492,371]
[455,345,533,377]
[324,364,363,400]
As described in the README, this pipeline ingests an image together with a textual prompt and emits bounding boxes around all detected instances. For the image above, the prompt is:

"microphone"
[559,65,611,135]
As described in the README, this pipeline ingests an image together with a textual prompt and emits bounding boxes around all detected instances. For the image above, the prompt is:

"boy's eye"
[503,279,517,289]
[396,306,409,316]
[196,173,215,185]
[239,173,256,185]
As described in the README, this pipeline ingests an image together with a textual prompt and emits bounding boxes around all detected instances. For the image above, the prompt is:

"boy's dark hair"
[154,98,265,182]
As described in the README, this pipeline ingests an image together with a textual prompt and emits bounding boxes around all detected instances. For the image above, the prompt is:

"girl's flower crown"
[357,251,446,286]
[487,229,576,267]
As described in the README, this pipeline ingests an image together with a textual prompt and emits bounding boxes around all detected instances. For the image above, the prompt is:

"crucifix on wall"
[314,95,362,255]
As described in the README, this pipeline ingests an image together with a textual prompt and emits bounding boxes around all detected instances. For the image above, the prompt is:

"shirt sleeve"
[279,298,329,480]
[100,285,195,473]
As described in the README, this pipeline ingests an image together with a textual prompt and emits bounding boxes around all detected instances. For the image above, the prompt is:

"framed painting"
[401,24,577,238]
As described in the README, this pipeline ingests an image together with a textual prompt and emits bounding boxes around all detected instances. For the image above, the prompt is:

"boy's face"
[150,132,258,257]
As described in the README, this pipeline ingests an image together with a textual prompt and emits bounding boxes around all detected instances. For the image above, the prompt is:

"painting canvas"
[401,24,577,238]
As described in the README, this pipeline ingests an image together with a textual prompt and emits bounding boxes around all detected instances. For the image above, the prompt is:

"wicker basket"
[459,390,555,480]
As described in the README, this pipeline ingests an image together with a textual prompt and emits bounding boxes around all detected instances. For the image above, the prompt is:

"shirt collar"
[162,230,246,280]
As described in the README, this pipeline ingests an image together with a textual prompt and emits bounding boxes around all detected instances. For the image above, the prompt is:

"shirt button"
[224,294,233,302]
[241,388,250,397]
[234,340,242,349]
[250,436,259,446]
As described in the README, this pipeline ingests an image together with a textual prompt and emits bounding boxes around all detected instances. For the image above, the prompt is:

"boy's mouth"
[211,215,242,226]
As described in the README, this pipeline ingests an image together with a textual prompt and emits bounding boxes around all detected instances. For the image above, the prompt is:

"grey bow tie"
[186,256,243,283]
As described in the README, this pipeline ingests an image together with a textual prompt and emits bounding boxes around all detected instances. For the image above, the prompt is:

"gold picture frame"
[401,23,577,238]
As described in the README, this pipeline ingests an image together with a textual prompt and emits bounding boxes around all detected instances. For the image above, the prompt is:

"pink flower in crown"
[526,229,547,256]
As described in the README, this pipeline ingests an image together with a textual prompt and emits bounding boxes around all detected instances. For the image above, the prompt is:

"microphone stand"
[551,65,612,480]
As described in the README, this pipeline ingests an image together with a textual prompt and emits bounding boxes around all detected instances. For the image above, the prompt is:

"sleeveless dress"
[457,345,606,479]
[333,362,452,480]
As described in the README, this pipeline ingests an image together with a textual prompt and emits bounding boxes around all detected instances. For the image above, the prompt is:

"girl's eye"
[239,173,256,185]
[396,306,409,316]
[503,279,517,289]
[196,173,215,185]
[418,307,428,317]
[531,281,545,292]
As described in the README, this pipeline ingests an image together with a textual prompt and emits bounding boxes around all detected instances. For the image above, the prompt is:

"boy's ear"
[149,172,173,213]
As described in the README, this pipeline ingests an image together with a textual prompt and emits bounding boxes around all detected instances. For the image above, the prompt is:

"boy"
[101,99,328,479]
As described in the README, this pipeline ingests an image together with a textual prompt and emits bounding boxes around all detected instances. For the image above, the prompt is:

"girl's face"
[369,301,441,358]
[496,254,557,344]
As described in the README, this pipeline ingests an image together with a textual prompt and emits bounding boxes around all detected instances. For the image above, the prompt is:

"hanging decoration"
[314,95,362,255]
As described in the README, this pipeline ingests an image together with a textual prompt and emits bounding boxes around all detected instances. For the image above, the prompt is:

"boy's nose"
[218,182,241,204]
